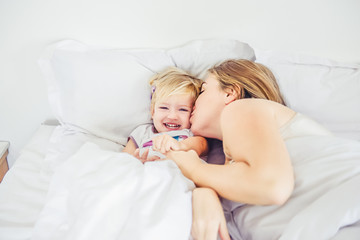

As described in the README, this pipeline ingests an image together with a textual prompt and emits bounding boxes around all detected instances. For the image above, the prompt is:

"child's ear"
[224,88,238,105]
[150,106,154,118]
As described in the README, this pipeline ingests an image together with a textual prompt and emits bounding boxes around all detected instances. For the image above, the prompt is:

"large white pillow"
[169,39,256,78]
[39,39,255,145]
[255,49,360,141]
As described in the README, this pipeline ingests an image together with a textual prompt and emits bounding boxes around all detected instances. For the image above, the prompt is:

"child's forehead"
[157,94,195,105]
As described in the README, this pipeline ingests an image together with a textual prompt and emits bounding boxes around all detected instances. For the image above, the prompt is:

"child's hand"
[133,148,160,163]
[152,134,182,154]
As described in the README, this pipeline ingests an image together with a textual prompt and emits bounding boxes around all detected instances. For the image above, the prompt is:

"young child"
[123,67,208,163]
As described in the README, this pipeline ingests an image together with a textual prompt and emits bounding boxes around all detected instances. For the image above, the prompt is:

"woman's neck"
[206,118,223,140]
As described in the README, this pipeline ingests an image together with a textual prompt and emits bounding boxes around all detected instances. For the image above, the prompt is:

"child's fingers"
[161,137,170,153]
[164,137,178,152]
[147,155,161,161]
[139,148,150,163]
[133,148,140,158]
[170,141,181,151]
[153,136,164,151]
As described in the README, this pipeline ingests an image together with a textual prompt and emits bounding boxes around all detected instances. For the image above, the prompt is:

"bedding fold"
[32,141,194,240]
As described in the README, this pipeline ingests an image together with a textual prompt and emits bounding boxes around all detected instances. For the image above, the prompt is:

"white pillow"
[168,39,256,78]
[39,39,255,145]
[255,49,360,141]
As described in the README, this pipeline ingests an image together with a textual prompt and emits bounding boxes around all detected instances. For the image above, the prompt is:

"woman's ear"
[224,88,238,105]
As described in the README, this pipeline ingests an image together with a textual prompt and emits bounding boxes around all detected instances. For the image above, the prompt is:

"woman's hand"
[191,188,230,240]
[165,150,202,180]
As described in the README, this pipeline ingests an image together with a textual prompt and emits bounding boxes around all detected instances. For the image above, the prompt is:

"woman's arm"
[216,100,294,204]
[168,100,294,205]
[179,136,208,156]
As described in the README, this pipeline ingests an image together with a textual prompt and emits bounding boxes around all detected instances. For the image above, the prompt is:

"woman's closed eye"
[199,82,206,94]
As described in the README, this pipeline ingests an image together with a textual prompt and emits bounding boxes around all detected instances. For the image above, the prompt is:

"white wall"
[1,0,360,167]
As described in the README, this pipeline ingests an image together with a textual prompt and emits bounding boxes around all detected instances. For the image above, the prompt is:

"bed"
[0,39,359,240]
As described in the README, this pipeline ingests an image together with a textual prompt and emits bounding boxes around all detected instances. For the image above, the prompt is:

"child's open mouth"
[164,123,181,130]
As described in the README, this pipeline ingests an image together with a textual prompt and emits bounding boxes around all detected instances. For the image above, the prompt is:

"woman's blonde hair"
[149,67,202,111]
[209,59,286,105]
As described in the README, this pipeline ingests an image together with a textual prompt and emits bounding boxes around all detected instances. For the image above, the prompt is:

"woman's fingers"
[198,221,230,240]
[192,221,219,240]
[219,220,231,240]
[191,188,229,240]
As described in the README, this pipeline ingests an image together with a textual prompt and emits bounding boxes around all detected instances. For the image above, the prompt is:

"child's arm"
[152,135,208,156]
[122,138,137,155]
[123,138,160,162]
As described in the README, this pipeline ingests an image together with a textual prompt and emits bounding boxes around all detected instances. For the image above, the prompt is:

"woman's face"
[190,73,226,138]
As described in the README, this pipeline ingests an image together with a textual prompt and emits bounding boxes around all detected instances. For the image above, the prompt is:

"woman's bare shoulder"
[222,99,296,128]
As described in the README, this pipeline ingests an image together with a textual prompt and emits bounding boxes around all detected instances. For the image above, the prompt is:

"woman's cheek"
[190,115,201,135]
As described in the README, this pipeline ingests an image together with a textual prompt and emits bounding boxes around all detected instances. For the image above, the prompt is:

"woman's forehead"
[204,74,218,85]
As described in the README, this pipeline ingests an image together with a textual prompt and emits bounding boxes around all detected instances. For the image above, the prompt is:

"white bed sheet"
[1,127,360,240]
[0,124,195,240]
[0,124,55,240]
[0,124,130,240]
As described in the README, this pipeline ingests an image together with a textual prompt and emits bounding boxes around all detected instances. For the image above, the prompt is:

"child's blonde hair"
[149,67,202,111]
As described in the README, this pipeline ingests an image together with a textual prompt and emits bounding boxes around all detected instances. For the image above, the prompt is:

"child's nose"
[168,109,178,119]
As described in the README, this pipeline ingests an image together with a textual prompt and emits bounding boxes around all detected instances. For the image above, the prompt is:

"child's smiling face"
[152,94,194,133]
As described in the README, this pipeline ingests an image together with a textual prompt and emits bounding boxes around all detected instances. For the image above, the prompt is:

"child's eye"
[179,108,189,112]
[159,106,168,110]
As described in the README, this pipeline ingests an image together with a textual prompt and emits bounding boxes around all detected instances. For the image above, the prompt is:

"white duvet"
[223,131,360,240]
[29,124,360,240]
[31,127,194,240]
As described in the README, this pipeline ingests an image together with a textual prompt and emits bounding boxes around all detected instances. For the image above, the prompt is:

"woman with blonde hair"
[153,59,360,240]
